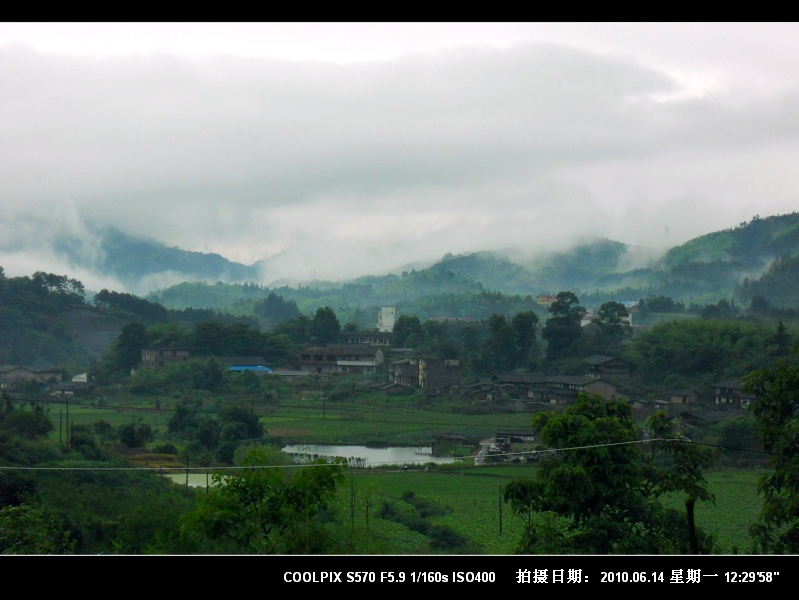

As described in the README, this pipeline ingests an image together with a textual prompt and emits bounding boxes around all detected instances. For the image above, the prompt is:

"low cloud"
[2,35,799,292]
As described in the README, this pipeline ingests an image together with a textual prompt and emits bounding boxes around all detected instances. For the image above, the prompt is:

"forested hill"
[56,224,261,292]
[0,269,98,369]
[29,210,799,310]
[0,269,257,371]
[147,269,541,327]
[660,212,799,269]
[142,212,799,318]
[638,212,799,305]
[430,239,653,297]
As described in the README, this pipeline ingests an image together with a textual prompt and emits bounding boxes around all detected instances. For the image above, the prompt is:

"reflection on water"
[282,444,463,468]
[163,445,465,486]
[165,473,214,488]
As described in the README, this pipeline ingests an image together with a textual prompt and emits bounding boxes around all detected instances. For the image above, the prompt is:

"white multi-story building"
[378,306,395,332]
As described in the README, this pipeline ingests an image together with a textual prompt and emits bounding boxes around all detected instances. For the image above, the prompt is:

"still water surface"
[165,445,464,486]
[281,444,464,467]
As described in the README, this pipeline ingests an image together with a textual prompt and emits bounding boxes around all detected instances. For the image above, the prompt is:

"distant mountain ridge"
[41,211,799,308]
[55,225,262,292]
[660,213,799,268]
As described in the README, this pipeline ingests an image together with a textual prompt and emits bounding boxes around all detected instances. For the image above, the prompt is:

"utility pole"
[499,484,503,536]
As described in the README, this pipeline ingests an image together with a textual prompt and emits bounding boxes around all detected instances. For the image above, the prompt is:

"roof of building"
[712,378,746,389]
[493,372,546,384]
[529,375,621,388]
[583,354,628,365]
[270,369,311,378]
[217,356,268,367]
[228,365,273,373]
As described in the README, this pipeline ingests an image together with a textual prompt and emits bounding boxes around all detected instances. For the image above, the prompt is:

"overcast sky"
[2,22,799,291]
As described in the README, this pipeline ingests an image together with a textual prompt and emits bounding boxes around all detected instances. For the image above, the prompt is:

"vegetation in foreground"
[0,376,791,554]
[2,255,799,554]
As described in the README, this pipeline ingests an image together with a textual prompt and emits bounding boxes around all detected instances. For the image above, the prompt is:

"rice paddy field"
[341,465,765,554]
[39,383,768,554]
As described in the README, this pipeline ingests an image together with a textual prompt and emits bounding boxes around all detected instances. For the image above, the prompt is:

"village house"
[0,365,65,390]
[389,358,420,386]
[388,356,463,394]
[712,379,756,409]
[524,375,624,405]
[419,357,462,393]
[378,306,396,332]
[583,355,633,381]
[299,344,384,375]
[337,330,392,346]
[663,389,699,405]
[141,348,190,369]
[489,372,545,399]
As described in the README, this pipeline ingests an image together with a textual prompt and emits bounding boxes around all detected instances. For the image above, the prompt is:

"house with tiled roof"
[583,355,632,381]
[299,344,384,375]
[712,379,756,409]
[525,375,624,404]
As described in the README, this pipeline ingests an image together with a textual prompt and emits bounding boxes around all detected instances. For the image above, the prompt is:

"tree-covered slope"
[95,226,260,286]
[645,213,799,305]
[661,213,799,270]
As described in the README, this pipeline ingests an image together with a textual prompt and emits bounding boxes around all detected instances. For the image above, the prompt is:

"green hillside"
[661,213,799,269]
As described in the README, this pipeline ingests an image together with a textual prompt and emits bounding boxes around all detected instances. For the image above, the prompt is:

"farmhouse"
[583,355,632,381]
[712,379,756,409]
[299,344,384,375]
[141,348,190,369]
[388,356,463,393]
[525,375,623,404]
[337,330,392,346]
[0,365,64,389]
[663,389,699,405]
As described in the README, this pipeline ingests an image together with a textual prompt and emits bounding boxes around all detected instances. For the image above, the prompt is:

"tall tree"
[503,393,716,554]
[182,447,346,554]
[484,314,514,373]
[595,301,631,341]
[511,310,540,369]
[767,321,792,358]
[310,307,341,346]
[105,321,148,375]
[644,411,717,554]
[541,291,586,362]
[743,355,799,553]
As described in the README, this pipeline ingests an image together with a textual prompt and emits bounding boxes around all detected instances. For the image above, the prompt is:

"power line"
[0,436,765,475]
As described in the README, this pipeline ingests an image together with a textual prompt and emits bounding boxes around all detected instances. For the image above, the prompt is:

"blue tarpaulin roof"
[228,365,273,373]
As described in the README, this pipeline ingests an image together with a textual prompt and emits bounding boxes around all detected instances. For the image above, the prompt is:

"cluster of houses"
[0,365,87,397]
[130,335,757,411]
[0,304,757,411]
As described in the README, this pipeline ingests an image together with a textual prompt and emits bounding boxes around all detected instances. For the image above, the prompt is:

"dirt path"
[474,437,495,465]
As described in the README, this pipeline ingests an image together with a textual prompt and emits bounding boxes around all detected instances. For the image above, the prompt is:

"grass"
[683,468,765,554]
[33,385,768,554]
[43,388,536,448]
[318,463,763,554]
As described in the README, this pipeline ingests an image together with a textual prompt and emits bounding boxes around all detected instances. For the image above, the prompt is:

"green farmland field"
[37,385,767,554]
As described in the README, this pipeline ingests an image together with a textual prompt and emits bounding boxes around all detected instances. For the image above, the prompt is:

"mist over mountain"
[3,212,799,308]
[22,222,264,295]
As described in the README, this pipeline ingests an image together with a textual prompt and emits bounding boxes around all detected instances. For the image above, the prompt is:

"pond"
[281,444,466,468]
[164,445,467,486]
